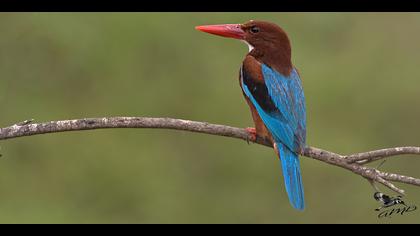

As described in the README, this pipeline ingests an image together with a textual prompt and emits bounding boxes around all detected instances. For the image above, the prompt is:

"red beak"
[195,24,245,40]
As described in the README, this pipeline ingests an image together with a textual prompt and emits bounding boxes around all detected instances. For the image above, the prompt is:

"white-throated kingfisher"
[196,20,306,210]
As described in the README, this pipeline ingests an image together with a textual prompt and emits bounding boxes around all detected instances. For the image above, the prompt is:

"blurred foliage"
[1,13,420,223]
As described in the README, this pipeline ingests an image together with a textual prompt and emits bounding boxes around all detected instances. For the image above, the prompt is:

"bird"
[374,192,406,211]
[195,20,306,210]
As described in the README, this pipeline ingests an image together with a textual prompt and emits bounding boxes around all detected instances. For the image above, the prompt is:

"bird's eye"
[250,26,260,33]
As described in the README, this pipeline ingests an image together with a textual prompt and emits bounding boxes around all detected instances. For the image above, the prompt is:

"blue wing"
[241,63,306,210]
[241,63,306,154]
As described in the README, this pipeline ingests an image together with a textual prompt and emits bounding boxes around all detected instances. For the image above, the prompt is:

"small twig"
[0,116,419,195]
[302,148,406,195]
[345,147,420,164]
[368,179,381,192]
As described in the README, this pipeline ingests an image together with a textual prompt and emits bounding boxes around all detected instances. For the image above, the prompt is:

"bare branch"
[302,147,406,195]
[0,116,419,195]
[345,147,420,164]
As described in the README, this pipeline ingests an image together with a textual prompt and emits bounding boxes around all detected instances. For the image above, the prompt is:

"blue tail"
[276,142,305,210]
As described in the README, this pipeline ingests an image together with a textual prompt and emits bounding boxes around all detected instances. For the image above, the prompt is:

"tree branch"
[1,116,419,195]
[345,147,420,164]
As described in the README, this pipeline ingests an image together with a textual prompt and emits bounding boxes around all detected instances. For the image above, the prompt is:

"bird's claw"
[245,127,257,144]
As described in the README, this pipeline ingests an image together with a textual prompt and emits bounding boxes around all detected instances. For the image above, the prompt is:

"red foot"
[245,127,257,143]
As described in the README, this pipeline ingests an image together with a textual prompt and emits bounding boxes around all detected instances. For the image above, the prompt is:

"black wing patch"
[241,66,286,122]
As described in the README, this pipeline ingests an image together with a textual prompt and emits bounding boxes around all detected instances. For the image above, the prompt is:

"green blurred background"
[1,13,420,223]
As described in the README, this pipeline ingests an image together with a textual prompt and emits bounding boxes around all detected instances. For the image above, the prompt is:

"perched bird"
[374,192,406,211]
[196,20,306,210]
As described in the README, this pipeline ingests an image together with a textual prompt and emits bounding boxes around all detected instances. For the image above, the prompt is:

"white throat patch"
[242,40,254,52]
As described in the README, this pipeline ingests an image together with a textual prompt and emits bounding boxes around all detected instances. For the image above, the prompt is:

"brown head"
[196,20,293,75]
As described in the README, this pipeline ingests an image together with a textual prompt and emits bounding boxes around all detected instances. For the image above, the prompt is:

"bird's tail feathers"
[274,142,305,210]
